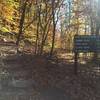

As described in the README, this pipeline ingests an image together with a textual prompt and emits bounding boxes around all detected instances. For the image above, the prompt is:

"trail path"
[0,45,100,100]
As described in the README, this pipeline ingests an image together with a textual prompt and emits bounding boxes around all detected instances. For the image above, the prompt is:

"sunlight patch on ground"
[93,66,100,73]
[79,60,86,64]
[58,53,87,64]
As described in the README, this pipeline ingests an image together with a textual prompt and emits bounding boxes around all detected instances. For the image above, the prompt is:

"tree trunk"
[16,0,27,52]
[50,0,56,57]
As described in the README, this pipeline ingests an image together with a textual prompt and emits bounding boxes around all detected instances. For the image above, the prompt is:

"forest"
[0,0,100,100]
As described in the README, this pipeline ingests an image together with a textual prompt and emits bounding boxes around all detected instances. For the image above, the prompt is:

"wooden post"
[74,52,78,75]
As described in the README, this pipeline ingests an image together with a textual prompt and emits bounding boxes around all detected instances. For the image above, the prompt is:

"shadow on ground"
[0,53,100,100]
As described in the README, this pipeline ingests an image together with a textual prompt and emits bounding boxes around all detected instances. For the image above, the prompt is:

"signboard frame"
[74,35,100,53]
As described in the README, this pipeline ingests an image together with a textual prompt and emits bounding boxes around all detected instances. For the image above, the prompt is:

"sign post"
[74,52,78,75]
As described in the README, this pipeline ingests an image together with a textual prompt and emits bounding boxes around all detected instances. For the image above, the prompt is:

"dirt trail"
[0,45,100,100]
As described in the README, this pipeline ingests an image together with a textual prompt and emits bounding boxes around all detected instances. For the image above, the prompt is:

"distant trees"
[58,0,99,51]
[33,0,64,56]
[0,0,19,32]
[15,0,63,55]
[0,0,100,56]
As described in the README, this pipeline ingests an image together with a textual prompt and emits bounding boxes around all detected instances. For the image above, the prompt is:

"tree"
[0,0,19,32]
[16,0,28,50]
[50,0,64,56]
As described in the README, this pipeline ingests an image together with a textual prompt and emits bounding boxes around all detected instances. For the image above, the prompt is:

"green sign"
[74,35,100,52]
